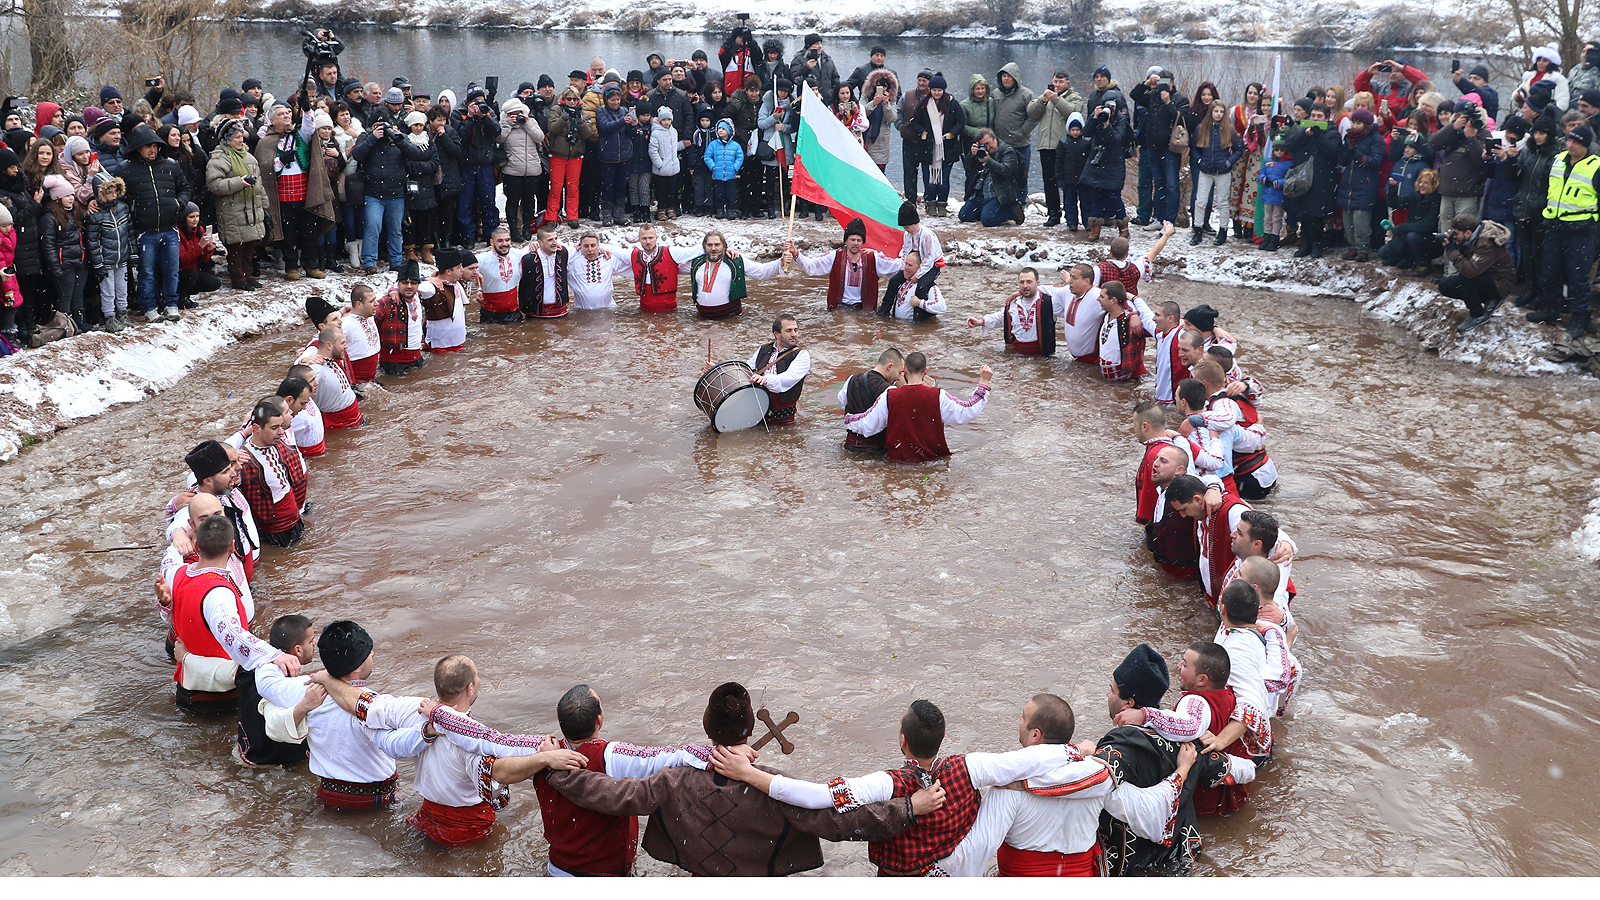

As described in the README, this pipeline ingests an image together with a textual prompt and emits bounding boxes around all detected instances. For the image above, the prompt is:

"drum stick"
[707,336,712,366]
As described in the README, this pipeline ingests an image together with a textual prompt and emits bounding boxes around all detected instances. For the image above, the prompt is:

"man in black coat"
[453,89,502,246]
[121,124,191,322]
[353,116,428,274]
[1284,102,1343,258]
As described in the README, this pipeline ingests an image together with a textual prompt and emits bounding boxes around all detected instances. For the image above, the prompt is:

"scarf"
[224,144,254,205]
[407,129,430,149]
[927,101,947,183]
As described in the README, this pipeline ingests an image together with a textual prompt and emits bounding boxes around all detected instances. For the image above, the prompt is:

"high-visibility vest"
[1544,150,1600,222]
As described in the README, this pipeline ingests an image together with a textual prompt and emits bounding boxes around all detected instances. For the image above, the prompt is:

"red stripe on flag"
[792,157,903,256]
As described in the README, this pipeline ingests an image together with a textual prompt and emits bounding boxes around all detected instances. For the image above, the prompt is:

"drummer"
[748,314,811,426]
[681,231,786,319]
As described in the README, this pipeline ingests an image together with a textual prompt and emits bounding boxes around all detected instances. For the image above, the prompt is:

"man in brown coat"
[254,99,336,281]
[1438,214,1515,333]
[543,682,946,876]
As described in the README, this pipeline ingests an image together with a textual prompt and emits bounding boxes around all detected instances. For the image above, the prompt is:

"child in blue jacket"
[704,118,744,219]
[1257,142,1292,251]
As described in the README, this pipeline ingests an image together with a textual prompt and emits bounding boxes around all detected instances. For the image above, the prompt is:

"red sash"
[349,355,378,384]
[409,798,497,847]
[299,438,326,458]
[323,398,363,429]
[317,775,399,810]
[480,288,519,314]
[996,843,1100,877]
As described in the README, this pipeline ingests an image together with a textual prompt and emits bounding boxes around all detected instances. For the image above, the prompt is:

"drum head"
[712,385,770,432]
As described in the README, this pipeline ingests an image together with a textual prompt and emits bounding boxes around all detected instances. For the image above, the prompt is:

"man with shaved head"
[1144,444,1221,580]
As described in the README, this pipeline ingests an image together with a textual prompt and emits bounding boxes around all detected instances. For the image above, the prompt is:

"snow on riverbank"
[244,0,1567,55]
[1578,479,1600,562]
[0,204,1585,462]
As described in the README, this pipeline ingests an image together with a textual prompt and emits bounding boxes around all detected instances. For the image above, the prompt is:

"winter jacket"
[178,226,211,271]
[1518,69,1570,112]
[85,196,133,270]
[1480,156,1518,224]
[1282,123,1341,218]
[649,121,681,176]
[725,89,763,149]
[1385,153,1428,205]
[757,92,797,161]
[121,149,191,232]
[628,120,653,174]
[976,141,1024,203]
[1053,121,1092,184]
[1390,189,1441,233]
[205,145,268,245]
[353,126,426,200]
[1191,124,1244,174]
[433,126,462,197]
[1337,127,1387,210]
[705,126,744,180]
[897,86,927,142]
[960,75,997,143]
[498,99,547,177]
[89,137,125,177]
[546,102,596,160]
[848,60,890,93]
[860,70,900,167]
[453,108,501,168]
[1353,65,1428,110]
[690,121,716,170]
[788,49,840,100]
[1445,219,1516,296]
[0,178,44,275]
[649,86,693,143]
[1567,62,1600,106]
[1129,83,1182,152]
[1427,123,1486,198]
[404,137,440,212]
[1079,97,1132,191]
[908,96,967,165]
[595,104,634,164]
[992,62,1038,149]
[1512,138,1561,219]
[1027,87,1084,151]
[1257,157,1291,206]
[40,207,85,276]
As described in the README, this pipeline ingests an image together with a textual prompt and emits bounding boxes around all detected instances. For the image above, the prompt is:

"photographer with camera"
[453,88,502,246]
[957,129,1022,227]
[545,87,596,228]
[1130,69,1182,228]
[301,30,344,100]
[718,17,758,96]
[353,107,427,274]
[1427,106,1486,274]
[499,96,546,242]
[1435,214,1515,333]
[1353,58,1428,111]
[1027,70,1083,228]
[1079,90,1132,241]
[789,34,840,101]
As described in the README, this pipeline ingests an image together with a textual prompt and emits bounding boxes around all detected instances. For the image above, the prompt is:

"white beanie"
[1535,42,1562,67]
[313,110,335,130]
[0,202,13,226]
[177,105,202,126]
[657,105,673,121]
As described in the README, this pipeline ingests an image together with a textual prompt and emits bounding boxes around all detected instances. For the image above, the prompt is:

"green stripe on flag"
[796,125,906,226]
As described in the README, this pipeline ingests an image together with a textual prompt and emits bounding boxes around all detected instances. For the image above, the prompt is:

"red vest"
[1185,688,1251,816]
[884,383,950,462]
[1134,439,1168,525]
[826,249,881,310]
[1147,508,1200,579]
[171,565,247,683]
[533,739,637,876]
[868,756,980,875]
[1202,496,1253,608]
[1098,258,1140,295]
[631,247,680,312]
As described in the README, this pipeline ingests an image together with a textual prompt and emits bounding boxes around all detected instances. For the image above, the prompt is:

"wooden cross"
[753,708,799,754]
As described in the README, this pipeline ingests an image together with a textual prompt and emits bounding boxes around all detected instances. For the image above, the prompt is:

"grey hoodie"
[992,62,1038,149]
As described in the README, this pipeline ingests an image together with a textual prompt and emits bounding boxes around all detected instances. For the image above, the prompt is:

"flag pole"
[784,159,798,272]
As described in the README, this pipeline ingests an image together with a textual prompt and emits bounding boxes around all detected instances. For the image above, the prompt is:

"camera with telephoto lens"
[1433,233,1451,242]
[1095,106,1110,122]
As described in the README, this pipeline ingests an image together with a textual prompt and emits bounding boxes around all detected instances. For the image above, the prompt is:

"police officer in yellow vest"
[1534,125,1600,337]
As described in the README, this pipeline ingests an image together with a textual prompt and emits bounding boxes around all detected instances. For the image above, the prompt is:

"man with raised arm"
[844,353,992,462]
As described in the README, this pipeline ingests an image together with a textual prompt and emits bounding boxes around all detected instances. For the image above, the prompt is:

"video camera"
[302,28,340,65]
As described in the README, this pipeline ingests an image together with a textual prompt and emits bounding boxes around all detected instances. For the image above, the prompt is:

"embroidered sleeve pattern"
[1023,763,1112,796]
[1160,773,1184,845]
[828,776,859,811]
[429,705,546,754]
[1143,695,1210,742]
[354,691,376,722]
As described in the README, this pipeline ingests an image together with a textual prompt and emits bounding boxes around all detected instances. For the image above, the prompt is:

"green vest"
[1544,150,1600,222]
[689,254,747,303]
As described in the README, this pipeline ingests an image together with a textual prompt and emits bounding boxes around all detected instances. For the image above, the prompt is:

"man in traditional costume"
[167,440,260,585]
[230,614,323,767]
[477,227,527,323]
[235,397,307,548]
[1165,473,1254,610]
[1176,377,1241,495]
[169,515,300,713]
[878,252,947,320]
[1151,300,1186,404]
[1096,281,1154,382]
[747,314,811,425]
[790,218,902,312]
[844,353,991,462]
[1132,401,1180,526]
[566,233,633,310]
[966,268,1068,356]
[1181,303,1237,353]
[931,692,1208,877]
[710,696,1111,876]
[521,222,572,319]
[879,200,945,307]
[630,224,682,312]
[255,620,423,810]
[1092,224,1173,295]
[308,327,363,430]
[420,683,735,874]
[419,248,470,352]
[342,285,382,383]
[1199,582,1283,766]
[374,259,426,376]
[680,231,785,319]
[837,348,905,455]
[540,682,939,876]
[1194,358,1276,499]
[1055,263,1109,363]
[1097,644,1257,875]
[1144,445,1222,580]
[309,655,589,845]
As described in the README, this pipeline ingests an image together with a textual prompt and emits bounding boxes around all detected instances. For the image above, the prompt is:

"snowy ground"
[239,0,1592,55]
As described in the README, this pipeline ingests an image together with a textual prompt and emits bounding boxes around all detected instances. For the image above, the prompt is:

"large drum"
[694,361,770,432]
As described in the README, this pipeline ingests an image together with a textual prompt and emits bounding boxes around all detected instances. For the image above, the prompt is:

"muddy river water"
[2,261,1599,876]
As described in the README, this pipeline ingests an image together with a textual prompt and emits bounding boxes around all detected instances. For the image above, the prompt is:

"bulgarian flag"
[793,83,905,255]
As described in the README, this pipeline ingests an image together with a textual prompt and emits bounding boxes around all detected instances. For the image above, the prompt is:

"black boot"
[1308,243,1324,259]
[1213,227,1228,246]
[1513,287,1539,309]
[1190,228,1204,246]
[1294,240,1314,258]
